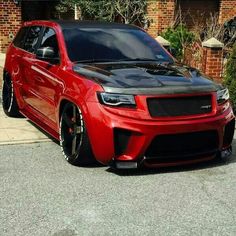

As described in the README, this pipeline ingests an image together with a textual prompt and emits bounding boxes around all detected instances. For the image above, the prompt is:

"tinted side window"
[40,27,59,57]
[24,26,42,53]
[13,27,28,49]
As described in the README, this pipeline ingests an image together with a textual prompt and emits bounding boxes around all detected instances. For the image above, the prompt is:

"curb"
[0,139,51,146]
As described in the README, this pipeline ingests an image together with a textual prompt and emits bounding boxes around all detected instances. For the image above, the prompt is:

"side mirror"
[36,47,59,63]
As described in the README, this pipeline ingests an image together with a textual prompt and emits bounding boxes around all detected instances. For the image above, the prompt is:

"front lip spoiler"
[109,147,233,169]
[143,155,216,168]
[109,156,216,169]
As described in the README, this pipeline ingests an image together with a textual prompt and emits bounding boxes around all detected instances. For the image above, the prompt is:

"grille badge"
[200,105,211,110]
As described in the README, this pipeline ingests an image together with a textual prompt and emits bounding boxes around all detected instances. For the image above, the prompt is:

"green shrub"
[161,25,195,60]
[224,43,236,110]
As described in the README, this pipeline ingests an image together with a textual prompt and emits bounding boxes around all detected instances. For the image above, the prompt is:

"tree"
[161,24,195,60]
[56,0,147,25]
[224,43,236,110]
[113,0,147,24]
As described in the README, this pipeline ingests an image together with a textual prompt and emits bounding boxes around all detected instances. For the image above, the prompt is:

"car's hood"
[73,62,222,95]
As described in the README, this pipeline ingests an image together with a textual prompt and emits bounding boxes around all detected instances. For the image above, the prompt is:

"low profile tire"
[2,71,22,118]
[59,102,97,166]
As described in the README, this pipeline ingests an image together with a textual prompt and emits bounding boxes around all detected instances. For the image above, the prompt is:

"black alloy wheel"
[59,102,96,166]
[2,71,22,117]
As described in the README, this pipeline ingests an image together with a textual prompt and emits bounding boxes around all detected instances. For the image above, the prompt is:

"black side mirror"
[36,47,59,63]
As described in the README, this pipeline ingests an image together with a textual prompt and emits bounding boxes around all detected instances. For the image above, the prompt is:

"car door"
[9,26,29,109]
[19,25,43,109]
[30,27,62,124]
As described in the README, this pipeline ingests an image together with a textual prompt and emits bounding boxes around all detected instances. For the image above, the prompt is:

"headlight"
[97,92,136,107]
[217,88,229,104]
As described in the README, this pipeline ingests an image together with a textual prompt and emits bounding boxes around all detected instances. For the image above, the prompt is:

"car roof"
[23,20,140,30]
[53,20,139,30]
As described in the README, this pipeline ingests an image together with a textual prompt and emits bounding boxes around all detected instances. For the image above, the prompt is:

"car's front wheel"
[59,102,97,166]
[2,71,22,117]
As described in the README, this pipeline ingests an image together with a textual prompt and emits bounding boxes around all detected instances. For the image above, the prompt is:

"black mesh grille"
[223,119,235,147]
[147,95,212,117]
[145,130,219,160]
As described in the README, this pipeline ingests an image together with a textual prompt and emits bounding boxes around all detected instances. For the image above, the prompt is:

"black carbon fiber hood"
[73,62,222,95]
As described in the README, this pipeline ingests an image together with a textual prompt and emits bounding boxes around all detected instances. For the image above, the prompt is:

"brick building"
[0,0,21,53]
[0,0,236,53]
[147,0,236,37]
[0,0,70,53]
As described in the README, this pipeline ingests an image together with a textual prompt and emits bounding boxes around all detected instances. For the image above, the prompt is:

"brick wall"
[157,0,175,33]
[147,0,236,37]
[177,0,220,29]
[204,48,223,82]
[147,0,175,37]
[147,0,219,36]
[146,1,159,37]
[184,42,205,72]
[184,40,224,82]
[219,0,236,24]
[0,0,21,53]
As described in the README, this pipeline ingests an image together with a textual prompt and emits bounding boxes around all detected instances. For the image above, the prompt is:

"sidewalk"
[0,53,50,145]
[0,53,5,89]
[0,53,5,68]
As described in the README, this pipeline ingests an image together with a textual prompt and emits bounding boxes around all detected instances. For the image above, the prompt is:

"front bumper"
[85,100,235,168]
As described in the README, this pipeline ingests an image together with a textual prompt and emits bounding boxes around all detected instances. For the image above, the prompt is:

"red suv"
[2,20,235,169]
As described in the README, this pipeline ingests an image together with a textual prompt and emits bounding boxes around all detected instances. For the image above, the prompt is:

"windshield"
[63,27,174,63]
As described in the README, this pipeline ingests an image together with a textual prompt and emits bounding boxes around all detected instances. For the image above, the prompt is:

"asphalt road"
[0,140,236,236]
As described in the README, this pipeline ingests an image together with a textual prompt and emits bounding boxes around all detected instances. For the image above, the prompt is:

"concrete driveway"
[0,141,236,236]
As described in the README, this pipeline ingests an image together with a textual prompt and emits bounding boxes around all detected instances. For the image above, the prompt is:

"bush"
[224,43,236,110]
[161,25,195,60]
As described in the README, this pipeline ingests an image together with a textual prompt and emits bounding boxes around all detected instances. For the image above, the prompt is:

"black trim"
[102,85,220,95]
[145,130,219,159]
[13,26,29,49]
[223,119,235,146]
[114,128,132,156]
[147,95,212,117]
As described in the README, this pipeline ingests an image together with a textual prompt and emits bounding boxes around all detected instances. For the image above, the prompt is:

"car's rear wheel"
[2,71,22,117]
[59,102,97,166]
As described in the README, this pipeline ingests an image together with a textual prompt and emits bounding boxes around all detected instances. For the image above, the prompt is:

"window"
[39,27,59,58]
[13,27,28,49]
[24,26,42,53]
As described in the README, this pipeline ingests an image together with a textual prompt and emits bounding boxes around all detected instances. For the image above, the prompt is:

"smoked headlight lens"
[97,92,136,107]
[217,88,229,104]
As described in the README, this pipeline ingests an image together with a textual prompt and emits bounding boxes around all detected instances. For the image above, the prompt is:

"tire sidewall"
[2,73,14,115]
